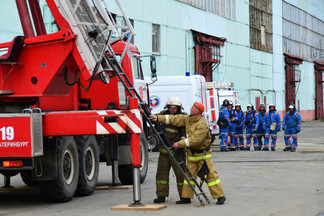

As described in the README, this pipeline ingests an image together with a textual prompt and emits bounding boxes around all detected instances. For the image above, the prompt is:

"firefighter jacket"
[255,112,268,131]
[219,106,231,129]
[157,114,211,161]
[235,110,245,129]
[282,111,301,131]
[245,110,256,128]
[158,110,186,142]
[267,110,281,131]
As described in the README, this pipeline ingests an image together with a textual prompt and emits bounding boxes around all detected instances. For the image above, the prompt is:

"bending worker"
[153,96,186,203]
[150,102,226,205]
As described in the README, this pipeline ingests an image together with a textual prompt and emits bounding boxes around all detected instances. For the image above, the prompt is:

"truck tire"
[39,136,79,202]
[118,134,149,185]
[74,135,99,196]
[20,170,37,186]
[148,133,160,152]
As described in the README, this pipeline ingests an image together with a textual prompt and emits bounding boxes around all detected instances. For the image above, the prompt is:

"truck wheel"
[148,133,160,152]
[74,135,99,196]
[118,134,149,185]
[39,136,79,202]
[20,170,37,186]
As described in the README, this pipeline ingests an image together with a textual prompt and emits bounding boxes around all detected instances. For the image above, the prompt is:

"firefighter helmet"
[247,104,253,108]
[222,99,230,106]
[269,103,275,110]
[235,103,241,107]
[166,96,182,107]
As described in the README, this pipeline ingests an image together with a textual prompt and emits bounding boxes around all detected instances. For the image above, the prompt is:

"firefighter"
[153,96,186,203]
[282,104,301,152]
[263,104,281,151]
[235,103,245,150]
[218,99,231,152]
[254,104,267,150]
[228,100,238,151]
[150,102,226,205]
[244,104,258,150]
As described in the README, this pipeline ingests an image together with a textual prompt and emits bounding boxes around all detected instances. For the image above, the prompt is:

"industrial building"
[106,0,324,120]
[1,0,324,120]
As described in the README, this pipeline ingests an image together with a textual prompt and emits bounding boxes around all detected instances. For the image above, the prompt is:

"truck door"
[132,55,149,104]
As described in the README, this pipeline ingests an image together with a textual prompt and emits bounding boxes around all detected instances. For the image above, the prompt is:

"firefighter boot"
[176,198,191,204]
[271,147,276,151]
[283,147,291,151]
[216,196,226,205]
[262,147,269,151]
[153,196,165,203]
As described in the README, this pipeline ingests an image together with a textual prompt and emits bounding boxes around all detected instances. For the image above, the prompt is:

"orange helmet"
[193,101,205,112]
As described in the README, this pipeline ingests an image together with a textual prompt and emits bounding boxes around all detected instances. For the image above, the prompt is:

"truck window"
[132,56,144,80]
[39,0,59,34]
[0,1,23,43]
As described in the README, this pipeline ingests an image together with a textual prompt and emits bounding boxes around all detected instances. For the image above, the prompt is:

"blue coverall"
[245,110,258,149]
[229,109,238,148]
[219,106,231,150]
[255,112,268,148]
[282,111,301,150]
[264,110,281,149]
[235,110,245,148]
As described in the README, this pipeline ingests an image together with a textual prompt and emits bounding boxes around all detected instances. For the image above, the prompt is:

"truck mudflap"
[0,110,43,158]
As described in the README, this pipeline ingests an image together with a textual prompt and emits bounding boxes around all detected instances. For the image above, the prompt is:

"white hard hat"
[269,103,275,107]
[166,96,182,107]
[235,103,241,107]
[229,100,233,105]
[289,105,294,109]
[247,104,253,108]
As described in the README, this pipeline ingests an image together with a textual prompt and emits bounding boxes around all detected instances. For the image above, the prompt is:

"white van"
[145,75,238,151]
[147,75,208,114]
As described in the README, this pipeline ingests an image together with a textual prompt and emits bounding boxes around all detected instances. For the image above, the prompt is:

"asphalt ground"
[0,121,323,216]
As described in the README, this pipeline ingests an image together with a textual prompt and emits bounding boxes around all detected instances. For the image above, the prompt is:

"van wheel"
[118,134,148,185]
[148,134,160,152]
[74,135,99,196]
[39,136,79,202]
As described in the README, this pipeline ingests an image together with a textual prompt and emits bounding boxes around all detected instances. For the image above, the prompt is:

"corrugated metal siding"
[177,0,236,20]
[282,1,324,61]
[249,0,273,53]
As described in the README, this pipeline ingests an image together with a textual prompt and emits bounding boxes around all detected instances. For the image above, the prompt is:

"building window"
[177,0,236,20]
[283,1,324,62]
[152,24,161,54]
[249,0,273,53]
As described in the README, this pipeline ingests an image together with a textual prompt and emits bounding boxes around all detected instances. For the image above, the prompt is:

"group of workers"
[149,96,301,206]
[218,99,302,152]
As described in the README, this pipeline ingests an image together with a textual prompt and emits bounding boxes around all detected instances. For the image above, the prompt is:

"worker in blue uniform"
[217,99,231,152]
[282,104,301,152]
[235,103,245,150]
[244,104,258,150]
[263,104,281,151]
[228,101,237,151]
[254,104,267,151]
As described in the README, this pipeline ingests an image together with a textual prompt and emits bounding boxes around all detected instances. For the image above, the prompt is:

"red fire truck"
[0,0,155,203]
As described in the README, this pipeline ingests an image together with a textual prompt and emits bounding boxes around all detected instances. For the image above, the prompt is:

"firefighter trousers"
[181,156,225,199]
[156,150,186,197]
